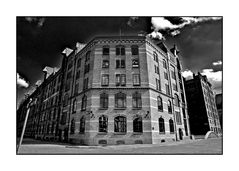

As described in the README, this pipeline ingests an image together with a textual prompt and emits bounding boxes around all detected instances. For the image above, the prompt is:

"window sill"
[98,132,107,135]
[170,132,175,134]
[114,132,127,135]
[132,132,143,135]
[114,108,126,110]
[159,132,166,135]
[132,107,142,110]
[99,108,108,110]
[158,109,163,112]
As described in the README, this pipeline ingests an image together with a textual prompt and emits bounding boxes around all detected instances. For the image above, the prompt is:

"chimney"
[62,47,73,57]
[43,66,54,80]
[76,42,86,53]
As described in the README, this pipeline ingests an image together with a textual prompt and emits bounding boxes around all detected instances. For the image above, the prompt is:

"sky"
[17,16,222,105]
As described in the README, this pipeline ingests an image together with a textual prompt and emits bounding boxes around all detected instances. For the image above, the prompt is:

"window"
[173,83,178,91]
[83,78,88,90]
[116,59,125,68]
[51,123,55,134]
[102,60,109,68]
[81,95,87,111]
[155,79,161,91]
[100,93,108,109]
[85,51,91,63]
[101,74,109,86]
[79,116,85,133]
[171,66,176,80]
[115,74,126,86]
[72,99,77,113]
[159,118,165,134]
[163,59,167,69]
[103,46,109,55]
[164,72,168,80]
[74,83,79,95]
[174,94,180,107]
[68,61,73,70]
[132,59,139,68]
[155,65,159,74]
[133,117,142,133]
[114,116,127,133]
[132,92,142,108]
[153,52,158,62]
[77,58,81,68]
[66,71,72,80]
[131,45,139,55]
[133,74,140,86]
[168,100,172,114]
[115,92,126,108]
[63,94,68,106]
[99,115,108,132]
[116,45,125,56]
[157,96,163,111]
[165,84,170,95]
[76,70,80,79]
[175,111,182,125]
[84,64,90,74]
[70,118,75,134]
[169,119,174,133]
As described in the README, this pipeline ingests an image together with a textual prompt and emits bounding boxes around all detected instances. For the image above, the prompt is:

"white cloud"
[25,17,45,27]
[182,70,194,80]
[151,17,178,30]
[201,69,222,82]
[17,73,29,88]
[147,31,165,40]
[212,60,222,66]
[171,30,181,36]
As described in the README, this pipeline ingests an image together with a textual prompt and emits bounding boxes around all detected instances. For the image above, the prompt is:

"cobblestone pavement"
[17,138,222,154]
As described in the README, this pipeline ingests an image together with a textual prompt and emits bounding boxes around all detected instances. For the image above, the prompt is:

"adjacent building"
[17,35,191,145]
[215,94,222,130]
[184,73,222,136]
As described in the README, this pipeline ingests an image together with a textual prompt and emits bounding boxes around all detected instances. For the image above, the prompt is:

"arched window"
[81,95,87,111]
[159,118,165,134]
[100,93,108,109]
[114,116,127,133]
[157,96,163,111]
[168,100,172,114]
[72,99,77,113]
[153,51,158,62]
[133,117,142,133]
[132,92,142,108]
[115,92,126,108]
[99,115,108,133]
[79,116,85,133]
[174,94,180,107]
[131,45,139,55]
[70,118,75,134]
[169,119,174,133]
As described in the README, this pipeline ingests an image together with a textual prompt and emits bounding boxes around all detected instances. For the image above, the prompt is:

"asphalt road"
[17,138,222,154]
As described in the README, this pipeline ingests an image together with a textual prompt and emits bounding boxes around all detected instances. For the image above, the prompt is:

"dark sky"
[17,17,222,105]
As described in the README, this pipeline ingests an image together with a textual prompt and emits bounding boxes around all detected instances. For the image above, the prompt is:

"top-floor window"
[131,45,139,55]
[77,58,81,68]
[68,61,73,70]
[116,45,125,56]
[153,52,158,62]
[163,59,167,69]
[174,94,180,107]
[103,46,110,56]
[85,51,91,63]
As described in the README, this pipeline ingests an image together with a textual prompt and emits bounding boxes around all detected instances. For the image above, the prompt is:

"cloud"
[201,69,222,82]
[17,73,29,88]
[150,17,222,38]
[212,60,222,66]
[147,31,165,40]
[25,17,45,27]
[182,70,194,80]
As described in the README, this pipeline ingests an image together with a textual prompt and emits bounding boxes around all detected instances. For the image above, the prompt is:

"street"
[17,137,222,154]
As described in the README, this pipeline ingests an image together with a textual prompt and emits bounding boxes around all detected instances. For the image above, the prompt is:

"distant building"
[215,94,222,130]
[184,73,222,136]
[17,35,191,145]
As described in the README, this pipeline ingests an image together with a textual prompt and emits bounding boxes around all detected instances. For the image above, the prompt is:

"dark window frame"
[114,116,127,133]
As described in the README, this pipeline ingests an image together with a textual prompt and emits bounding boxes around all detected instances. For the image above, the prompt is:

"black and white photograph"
[16,16,222,154]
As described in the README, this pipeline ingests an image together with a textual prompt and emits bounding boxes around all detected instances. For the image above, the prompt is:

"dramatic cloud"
[147,31,165,40]
[201,69,222,82]
[150,17,222,38]
[212,60,222,66]
[182,70,194,80]
[17,73,29,88]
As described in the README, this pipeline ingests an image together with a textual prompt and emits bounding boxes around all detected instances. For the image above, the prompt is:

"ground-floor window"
[159,118,165,134]
[99,115,108,133]
[169,119,174,133]
[114,116,127,133]
[133,117,143,133]
[79,116,85,133]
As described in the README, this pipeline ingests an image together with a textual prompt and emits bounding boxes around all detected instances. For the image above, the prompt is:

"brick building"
[184,73,222,136]
[17,35,191,145]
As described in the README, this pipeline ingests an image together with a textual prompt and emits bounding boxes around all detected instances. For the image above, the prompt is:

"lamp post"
[17,98,32,153]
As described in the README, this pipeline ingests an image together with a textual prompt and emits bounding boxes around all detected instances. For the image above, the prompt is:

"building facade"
[184,73,222,136]
[17,35,191,145]
[215,94,222,130]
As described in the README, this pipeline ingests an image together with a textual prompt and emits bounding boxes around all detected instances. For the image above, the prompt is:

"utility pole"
[17,98,32,153]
